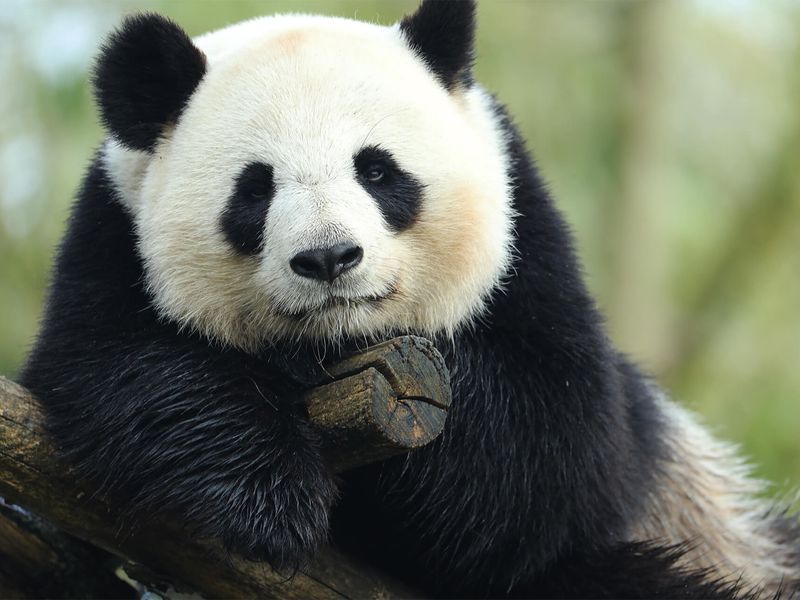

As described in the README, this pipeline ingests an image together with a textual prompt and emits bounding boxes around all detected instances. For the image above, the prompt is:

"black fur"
[94,14,206,152]
[221,161,275,254]
[518,542,761,599]
[354,146,424,231]
[400,0,476,90]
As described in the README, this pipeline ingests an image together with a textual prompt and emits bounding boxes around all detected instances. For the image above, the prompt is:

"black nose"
[290,242,363,283]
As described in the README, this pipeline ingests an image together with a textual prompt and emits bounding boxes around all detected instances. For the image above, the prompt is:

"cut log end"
[305,336,451,472]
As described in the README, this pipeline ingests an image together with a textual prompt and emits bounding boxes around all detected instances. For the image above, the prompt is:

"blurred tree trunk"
[608,0,678,370]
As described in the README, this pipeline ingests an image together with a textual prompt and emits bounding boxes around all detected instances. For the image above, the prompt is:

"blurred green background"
[0,1,798,490]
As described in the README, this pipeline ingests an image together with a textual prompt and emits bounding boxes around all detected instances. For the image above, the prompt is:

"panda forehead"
[199,16,432,83]
[196,19,452,121]
[196,14,411,67]
[181,20,467,179]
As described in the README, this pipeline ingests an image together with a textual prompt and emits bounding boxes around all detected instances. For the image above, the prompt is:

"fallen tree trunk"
[0,336,450,599]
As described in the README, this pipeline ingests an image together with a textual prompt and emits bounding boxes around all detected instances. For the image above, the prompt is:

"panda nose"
[290,243,364,283]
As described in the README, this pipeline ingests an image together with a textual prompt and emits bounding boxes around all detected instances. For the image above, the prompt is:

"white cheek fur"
[102,15,515,351]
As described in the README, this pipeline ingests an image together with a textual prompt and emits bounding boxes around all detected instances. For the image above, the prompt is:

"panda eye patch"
[220,161,275,255]
[354,146,424,231]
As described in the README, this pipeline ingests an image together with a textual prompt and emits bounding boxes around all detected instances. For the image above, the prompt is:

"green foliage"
[1,1,798,487]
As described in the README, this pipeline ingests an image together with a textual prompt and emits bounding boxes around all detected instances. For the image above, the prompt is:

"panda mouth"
[277,284,398,320]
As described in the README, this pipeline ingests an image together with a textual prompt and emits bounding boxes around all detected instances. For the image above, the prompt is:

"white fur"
[102,14,514,350]
[103,139,148,213]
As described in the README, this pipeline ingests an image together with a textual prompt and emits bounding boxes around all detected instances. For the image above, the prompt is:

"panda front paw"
[215,450,338,572]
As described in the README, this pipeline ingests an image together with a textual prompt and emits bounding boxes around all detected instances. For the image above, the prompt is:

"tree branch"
[0,336,450,599]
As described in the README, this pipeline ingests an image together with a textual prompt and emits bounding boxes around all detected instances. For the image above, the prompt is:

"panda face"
[103,13,514,350]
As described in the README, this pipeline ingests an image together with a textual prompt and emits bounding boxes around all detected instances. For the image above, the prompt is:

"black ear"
[399,0,476,91]
[93,13,206,152]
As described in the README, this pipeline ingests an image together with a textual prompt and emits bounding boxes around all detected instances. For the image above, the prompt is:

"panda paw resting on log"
[20,1,800,598]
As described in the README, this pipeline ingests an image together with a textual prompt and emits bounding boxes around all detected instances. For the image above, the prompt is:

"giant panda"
[20,2,800,598]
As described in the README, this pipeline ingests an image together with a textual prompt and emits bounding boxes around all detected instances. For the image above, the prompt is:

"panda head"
[98,1,515,350]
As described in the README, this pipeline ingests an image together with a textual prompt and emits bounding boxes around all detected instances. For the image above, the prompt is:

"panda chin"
[276,284,398,322]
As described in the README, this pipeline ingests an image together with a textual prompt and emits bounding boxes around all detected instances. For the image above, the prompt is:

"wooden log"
[306,335,451,472]
[0,336,450,599]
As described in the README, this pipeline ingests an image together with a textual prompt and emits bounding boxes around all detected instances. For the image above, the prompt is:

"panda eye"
[353,145,424,231]
[359,162,389,183]
[246,189,270,202]
[234,163,275,203]
[361,163,387,184]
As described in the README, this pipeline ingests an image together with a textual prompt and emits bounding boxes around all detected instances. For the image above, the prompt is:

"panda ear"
[399,0,476,91]
[93,13,206,152]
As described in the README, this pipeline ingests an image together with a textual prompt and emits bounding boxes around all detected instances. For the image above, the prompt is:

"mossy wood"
[0,335,450,599]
